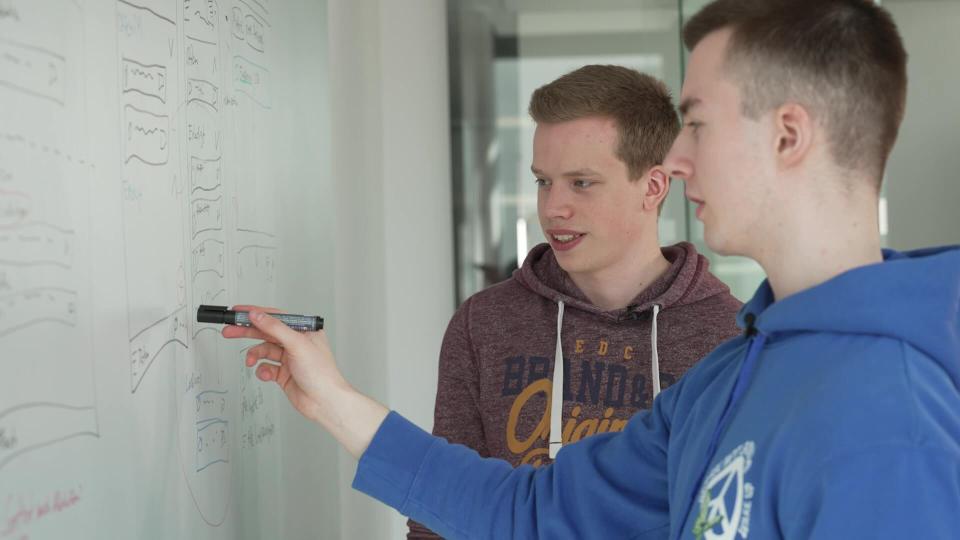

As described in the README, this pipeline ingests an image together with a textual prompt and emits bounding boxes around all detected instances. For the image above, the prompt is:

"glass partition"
[448,0,687,301]
[449,0,960,303]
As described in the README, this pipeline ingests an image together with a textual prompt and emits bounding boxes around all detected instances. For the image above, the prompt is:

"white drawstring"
[651,304,661,399]
[549,300,565,459]
[549,301,662,459]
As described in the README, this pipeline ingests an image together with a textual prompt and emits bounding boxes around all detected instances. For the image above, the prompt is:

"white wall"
[328,0,455,538]
[885,0,960,249]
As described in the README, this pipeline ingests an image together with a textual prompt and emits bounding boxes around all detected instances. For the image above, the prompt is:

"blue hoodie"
[354,246,960,539]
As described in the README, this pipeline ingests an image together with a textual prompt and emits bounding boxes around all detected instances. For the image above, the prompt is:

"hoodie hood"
[515,241,741,459]
[515,242,732,318]
[741,245,960,388]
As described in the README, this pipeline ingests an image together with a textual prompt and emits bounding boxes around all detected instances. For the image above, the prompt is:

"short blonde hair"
[528,65,680,181]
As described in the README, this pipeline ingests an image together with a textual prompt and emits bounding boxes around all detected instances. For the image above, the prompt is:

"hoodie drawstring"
[677,316,766,540]
[549,300,565,459]
[549,301,663,459]
[651,304,662,400]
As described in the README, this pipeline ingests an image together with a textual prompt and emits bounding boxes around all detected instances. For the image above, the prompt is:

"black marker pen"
[197,305,324,332]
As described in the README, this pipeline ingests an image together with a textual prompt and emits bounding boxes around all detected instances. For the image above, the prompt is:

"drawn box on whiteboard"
[121,58,167,103]
[184,0,219,46]
[243,16,265,53]
[186,79,219,109]
[233,55,270,108]
[231,7,266,54]
[195,390,228,472]
[186,104,221,161]
[0,402,97,472]
[0,210,74,269]
[0,288,77,339]
[0,39,66,106]
[195,390,227,424]
[191,195,222,237]
[129,308,188,393]
[196,418,229,473]
[123,105,169,166]
[191,238,225,279]
[190,156,221,193]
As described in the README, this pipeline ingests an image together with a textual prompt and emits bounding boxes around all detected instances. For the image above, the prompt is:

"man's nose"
[663,137,693,182]
[541,185,574,220]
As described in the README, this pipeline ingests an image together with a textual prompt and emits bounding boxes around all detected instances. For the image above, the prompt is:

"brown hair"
[684,0,907,184]
[528,65,680,181]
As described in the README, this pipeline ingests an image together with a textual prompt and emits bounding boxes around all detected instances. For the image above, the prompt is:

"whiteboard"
[0,0,340,538]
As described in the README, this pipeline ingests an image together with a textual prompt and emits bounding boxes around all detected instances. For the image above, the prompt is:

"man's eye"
[686,121,702,133]
[535,178,549,187]
[573,179,593,189]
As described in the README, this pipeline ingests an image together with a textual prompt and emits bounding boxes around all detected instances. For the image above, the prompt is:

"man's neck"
[568,244,672,311]
[757,193,883,301]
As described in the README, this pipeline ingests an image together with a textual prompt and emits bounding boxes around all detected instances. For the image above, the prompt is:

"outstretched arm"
[410,300,487,539]
[222,306,387,459]
[225,305,674,539]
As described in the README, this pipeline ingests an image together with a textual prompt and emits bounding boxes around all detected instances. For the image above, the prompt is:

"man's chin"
[704,229,732,256]
[704,230,747,258]
[553,252,589,274]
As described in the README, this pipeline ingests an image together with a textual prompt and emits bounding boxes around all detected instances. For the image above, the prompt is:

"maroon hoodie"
[408,242,741,539]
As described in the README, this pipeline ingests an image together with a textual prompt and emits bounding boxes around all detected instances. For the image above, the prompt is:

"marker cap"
[197,305,236,325]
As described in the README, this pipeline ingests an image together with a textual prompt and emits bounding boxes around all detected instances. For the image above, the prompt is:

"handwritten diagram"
[0,0,330,536]
[0,0,98,484]
[118,0,189,395]
[115,0,280,527]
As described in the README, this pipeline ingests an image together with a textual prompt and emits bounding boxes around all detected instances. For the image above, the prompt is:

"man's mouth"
[546,230,586,251]
[687,197,706,219]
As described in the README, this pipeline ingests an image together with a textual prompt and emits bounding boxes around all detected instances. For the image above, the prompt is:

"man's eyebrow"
[530,167,601,178]
[561,168,600,178]
[678,97,702,117]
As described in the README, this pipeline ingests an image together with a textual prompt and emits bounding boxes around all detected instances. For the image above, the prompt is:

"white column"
[329,0,454,537]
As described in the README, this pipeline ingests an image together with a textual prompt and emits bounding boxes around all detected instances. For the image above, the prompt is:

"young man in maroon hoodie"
[409,65,742,538]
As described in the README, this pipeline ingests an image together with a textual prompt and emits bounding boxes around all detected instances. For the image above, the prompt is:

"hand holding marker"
[197,305,324,332]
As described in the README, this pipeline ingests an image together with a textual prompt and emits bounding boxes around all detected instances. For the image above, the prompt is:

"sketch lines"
[0,2,99,476]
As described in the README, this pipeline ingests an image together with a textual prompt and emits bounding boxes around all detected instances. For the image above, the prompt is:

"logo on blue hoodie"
[694,441,756,540]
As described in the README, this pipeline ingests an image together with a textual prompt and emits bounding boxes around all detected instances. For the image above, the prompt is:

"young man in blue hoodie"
[225,0,960,538]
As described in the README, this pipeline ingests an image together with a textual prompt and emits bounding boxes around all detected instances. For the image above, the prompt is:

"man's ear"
[642,166,670,212]
[774,102,814,168]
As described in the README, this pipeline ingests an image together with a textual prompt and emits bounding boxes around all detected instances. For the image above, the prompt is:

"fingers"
[247,310,307,352]
[231,304,282,314]
[219,307,284,341]
[255,362,292,387]
[245,342,285,367]
[220,306,283,341]
[222,324,274,342]
[256,362,279,382]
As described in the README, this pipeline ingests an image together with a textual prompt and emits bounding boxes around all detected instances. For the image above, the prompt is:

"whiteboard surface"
[0,0,338,538]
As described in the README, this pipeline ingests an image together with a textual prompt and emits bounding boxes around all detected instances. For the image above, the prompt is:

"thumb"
[249,310,307,352]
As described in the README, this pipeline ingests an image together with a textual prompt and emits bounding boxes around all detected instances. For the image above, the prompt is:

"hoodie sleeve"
[358,381,678,540]
[408,299,487,539]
